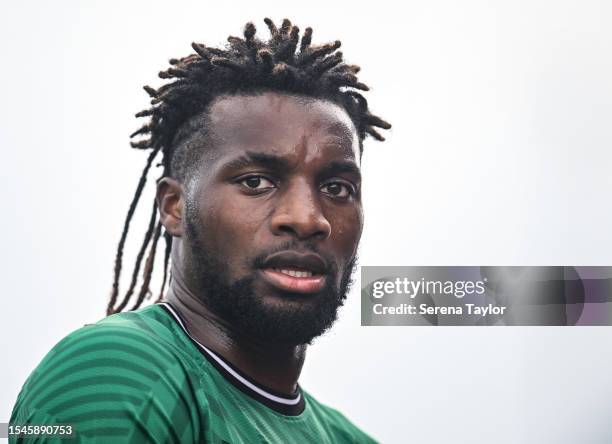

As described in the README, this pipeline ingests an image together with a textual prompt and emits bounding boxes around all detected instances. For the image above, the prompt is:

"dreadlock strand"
[192,42,212,60]
[300,27,313,52]
[243,22,258,62]
[155,79,190,97]
[177,54,201,66]
[130,139,152,149]
[130,123,152,138]
[365,127,385,141]
[310,52,343,75]
[206,47,227,56]
[244,22,256,43]
[131,221,163,311]
[258,49,274,72]
[289,25,299,44]
[107,146,161,315]
[326,72,370,91]
[227,36,248,54]
[143,85,158,97]
[227,36,243,44]
[301,41,341,65]
[351,81,370,91]
[135,109,153,118]
[154,84,206,108]
[364,114,392,129]
[191,43,225,59]
[263,17,278,37]
[326,71,357,85]
[272,62,301,83]
[159,68,191,79]
[113,200,159,314]
[210,56,246,73]
[276,25,300,62]
[156,232,172,302]
[331,63,361,75]
[280,19,292,36]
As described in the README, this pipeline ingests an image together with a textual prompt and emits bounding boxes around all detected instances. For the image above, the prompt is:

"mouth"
[259,251,329,294]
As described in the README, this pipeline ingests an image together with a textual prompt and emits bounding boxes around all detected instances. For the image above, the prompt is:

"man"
[10,18,390,443]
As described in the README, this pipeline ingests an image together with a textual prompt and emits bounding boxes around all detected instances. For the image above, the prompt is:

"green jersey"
[10,302,376,443]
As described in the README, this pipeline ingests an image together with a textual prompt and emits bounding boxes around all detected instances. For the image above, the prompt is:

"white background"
[1,1,611,443]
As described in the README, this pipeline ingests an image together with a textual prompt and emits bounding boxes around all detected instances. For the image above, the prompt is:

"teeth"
[274,268,313,278]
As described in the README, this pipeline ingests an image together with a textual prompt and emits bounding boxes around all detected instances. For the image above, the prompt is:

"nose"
[270,179,332,241]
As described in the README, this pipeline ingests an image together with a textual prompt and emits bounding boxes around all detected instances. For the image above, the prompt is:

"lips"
[259,251,329,294]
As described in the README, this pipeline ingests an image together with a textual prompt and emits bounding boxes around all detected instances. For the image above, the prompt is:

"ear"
[157,177,184,237]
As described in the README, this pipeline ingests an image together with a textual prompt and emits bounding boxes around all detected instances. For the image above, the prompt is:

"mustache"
[249,240,340,275]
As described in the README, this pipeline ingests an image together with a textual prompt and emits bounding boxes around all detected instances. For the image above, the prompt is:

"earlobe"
[156,178,184,237]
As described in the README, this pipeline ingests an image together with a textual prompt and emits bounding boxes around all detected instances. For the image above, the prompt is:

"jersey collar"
[158,301,306,416]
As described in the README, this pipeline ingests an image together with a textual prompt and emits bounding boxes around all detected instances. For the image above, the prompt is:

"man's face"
[181,92,363,345]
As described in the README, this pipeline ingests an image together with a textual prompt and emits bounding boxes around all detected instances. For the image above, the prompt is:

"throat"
[162,288,306,396]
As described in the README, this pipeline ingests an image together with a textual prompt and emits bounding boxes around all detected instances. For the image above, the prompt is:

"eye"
[239,175,276,191]
[321,181,355,199]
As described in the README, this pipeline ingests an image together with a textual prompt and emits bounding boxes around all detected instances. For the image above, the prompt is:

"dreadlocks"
[107,17,391,316]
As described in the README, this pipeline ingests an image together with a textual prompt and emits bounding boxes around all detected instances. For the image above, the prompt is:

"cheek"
[328,205,363,257]
[196,193,269,262]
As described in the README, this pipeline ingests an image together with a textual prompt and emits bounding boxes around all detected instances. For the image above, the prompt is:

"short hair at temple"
[107,17,391,316]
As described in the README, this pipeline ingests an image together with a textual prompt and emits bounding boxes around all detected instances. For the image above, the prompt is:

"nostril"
[272,215,331,240]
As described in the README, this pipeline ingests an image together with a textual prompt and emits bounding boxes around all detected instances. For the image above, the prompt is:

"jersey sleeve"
[10,323,208,443]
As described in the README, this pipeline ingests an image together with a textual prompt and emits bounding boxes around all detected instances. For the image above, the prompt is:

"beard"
[183,210,357,346]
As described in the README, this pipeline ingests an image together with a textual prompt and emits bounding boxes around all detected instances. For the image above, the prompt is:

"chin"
[226,282,344,345]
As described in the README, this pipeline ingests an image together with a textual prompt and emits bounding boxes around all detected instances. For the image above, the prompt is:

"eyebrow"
[318,160,362,182]
[220,151,361,181]
[220,152,292,172]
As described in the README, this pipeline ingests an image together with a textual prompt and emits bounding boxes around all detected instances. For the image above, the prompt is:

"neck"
[164,250,306,396]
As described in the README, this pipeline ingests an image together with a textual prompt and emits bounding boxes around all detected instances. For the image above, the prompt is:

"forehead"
[205,92,360,161]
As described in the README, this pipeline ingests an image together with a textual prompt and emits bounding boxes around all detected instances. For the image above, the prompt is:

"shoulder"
[302,390,378,444]
[23,305,186,383]
[11,305,206,443]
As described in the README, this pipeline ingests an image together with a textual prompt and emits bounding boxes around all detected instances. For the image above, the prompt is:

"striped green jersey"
[10,302,377,443]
